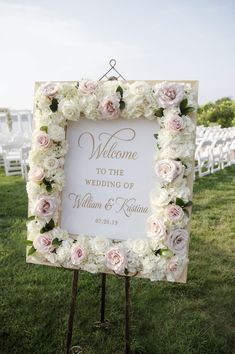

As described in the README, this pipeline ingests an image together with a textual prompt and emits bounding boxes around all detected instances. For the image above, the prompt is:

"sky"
[0,0,234,109]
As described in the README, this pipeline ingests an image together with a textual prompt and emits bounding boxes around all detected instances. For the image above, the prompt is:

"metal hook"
[109,59,116,68]
[98,58,126,81]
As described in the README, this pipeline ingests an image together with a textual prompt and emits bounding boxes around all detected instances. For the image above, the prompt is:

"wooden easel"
[65,60,131,354]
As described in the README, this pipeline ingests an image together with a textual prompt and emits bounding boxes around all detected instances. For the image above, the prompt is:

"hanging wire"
[99,59,126,81]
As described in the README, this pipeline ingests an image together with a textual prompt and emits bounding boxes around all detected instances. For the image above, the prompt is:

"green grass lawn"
[0,167,235,354]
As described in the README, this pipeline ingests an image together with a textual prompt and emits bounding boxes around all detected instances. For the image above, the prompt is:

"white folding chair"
[195,140,212,177]
[221,138,232,169]
[210,139,223,174]
[20,146,30,180]
[2,143,22,176]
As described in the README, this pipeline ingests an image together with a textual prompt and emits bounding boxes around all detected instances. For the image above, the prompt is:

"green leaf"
[27,215,35,221]
[28,246,36,256]
[24,240,33,246]
[154,108,164,117]
[50,98,58,112]
[160,249,174,258]
[154,133,158,140]
[180,98,188,111]
[116,85,123,97]
[183,106,195,114]
[46,184,52,192]
[40,219,55,233]
[43,178,53,192]
[185,201,193,207]
[52,238,62,247]
[175,197,186,207]
[180,98,195,115]
[40,126,48,133]
[119,100,125,111]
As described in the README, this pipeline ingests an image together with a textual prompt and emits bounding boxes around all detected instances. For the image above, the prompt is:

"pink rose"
[167,229,189,255]
[79,80,97,94]
[166,256,187,282]
[34,196,57,221]
[155,159,184,184]
[28,167,45,182]
[147,215,166,239]
[155,82,185,108]
[99,95,120,119]
[42,83,58,98]
[71,244,86,265]
[165,115,185,132]
[33,233,55,254]
[35,132,51,148]
[166,204,184,222]
[105,247,127,274]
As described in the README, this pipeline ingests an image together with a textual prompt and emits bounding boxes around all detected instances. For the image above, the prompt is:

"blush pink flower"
[79,80,97,94]
[71,244,86,265]
[105,247,127,274]
[166,204,184,222]
[28,167,45,182]
[99,95,120,119]
[33,233,55,254]
[166,256,188,282]
[35,132,51,148]
[167,229,189,255]
[155,159,184,184]
[146,215,166,239]
[42,83,58,98]
[155,82,185,108]
[34,196,57,221]
[165,115,185,132]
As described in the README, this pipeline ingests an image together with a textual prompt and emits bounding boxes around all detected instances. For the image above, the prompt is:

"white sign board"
[61,118,159,240]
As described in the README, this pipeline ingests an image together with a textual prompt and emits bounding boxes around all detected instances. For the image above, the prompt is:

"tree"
[197,97,235,127]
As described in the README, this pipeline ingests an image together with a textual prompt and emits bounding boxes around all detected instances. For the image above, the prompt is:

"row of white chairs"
[0,142,30,179]
[195,126,235,177]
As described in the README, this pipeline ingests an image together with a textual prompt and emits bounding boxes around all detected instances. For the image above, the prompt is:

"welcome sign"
[26,80,198,283]
[61,118,158,240]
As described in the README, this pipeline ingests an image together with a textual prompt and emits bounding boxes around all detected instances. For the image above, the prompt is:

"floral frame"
[26,79,198,283]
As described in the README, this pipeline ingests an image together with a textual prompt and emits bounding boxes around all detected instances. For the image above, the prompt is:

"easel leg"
[125,276,131,354]
[100,273,106,323]
[66,270,79,354]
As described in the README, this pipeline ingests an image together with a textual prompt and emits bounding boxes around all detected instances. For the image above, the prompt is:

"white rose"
[59,99,80,120]
[27,181,45,201]
[132,239,150,256]
[44,252,58,263]
[146,215,166,239]
[141,254,158,275]
[91,236,111,254]
[150,186,172,208]
[51,227,69,241]
[48,125,65,142]
[56,240,73,263]
[43,156,60,171]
